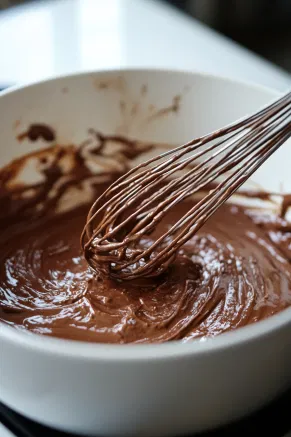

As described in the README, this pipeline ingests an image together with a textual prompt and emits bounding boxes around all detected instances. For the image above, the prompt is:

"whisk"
[81,91,291,281]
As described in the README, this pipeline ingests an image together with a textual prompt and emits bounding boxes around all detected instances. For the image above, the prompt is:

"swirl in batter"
[0,133,291,343]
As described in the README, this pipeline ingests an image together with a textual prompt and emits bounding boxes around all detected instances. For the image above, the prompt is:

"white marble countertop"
[0,0,290,90]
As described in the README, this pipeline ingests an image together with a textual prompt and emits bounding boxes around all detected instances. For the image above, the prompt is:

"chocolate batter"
[0,132,290,343]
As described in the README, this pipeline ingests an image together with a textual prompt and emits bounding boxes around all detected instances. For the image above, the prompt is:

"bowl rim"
[0,66,282,100]
[0,67,290,362]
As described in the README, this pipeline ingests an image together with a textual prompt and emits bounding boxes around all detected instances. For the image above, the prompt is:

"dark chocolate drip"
[17,124,56,142]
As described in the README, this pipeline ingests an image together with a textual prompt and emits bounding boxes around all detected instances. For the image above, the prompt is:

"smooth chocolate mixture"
[0,133,291,343]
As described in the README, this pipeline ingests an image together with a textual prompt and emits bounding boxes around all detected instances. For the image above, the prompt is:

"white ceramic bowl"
[0,69,290,437]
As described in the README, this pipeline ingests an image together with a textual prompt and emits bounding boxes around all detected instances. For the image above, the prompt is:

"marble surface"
[0,0,290,90]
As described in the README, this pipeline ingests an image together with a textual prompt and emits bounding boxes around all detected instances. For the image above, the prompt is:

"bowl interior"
[0,68,291,357]
[0,69,290,195]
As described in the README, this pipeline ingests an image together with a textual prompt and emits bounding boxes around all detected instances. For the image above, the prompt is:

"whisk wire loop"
[81,91,291,280]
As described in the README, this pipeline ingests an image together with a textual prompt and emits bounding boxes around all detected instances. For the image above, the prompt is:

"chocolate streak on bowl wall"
[0,130,156,225]
[0,131,291,344]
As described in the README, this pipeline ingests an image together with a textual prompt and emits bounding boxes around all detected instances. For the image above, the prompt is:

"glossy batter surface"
[1,198,290,343]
